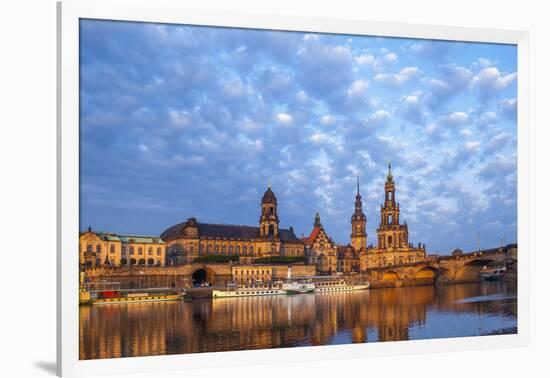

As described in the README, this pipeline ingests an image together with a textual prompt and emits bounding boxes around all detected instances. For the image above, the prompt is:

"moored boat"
[79,287,185,305]
[313,277,370,293]
[282,280,315,294]
[480,266,506,281]
[212,282,286,298]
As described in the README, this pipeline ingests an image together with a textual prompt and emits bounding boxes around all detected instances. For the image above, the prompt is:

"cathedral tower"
[377,164,409,249]
[351,178,367,250]
[259,185,279,238]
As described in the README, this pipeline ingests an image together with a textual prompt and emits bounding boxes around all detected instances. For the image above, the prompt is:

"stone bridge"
[367,245,517,287]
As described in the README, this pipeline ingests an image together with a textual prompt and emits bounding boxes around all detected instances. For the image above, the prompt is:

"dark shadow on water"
[34,361,56,376]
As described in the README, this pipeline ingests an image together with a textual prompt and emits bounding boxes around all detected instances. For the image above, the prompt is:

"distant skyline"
[79,19,517,253]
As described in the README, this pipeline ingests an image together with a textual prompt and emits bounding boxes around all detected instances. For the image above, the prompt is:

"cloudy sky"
[79,19,517,254]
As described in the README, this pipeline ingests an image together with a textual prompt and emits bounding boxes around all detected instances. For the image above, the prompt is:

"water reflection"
[80,281,517,360]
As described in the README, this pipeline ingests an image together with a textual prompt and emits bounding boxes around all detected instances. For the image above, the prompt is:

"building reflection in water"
[80,281,517,360]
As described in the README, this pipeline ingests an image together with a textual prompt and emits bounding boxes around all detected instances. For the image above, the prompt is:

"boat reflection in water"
[79,281,517,360]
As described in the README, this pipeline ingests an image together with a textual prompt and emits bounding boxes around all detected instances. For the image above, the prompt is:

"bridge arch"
[382,270,400,281]
[190,265,217,287]
[455,258,496,282]
[415,266,437,279]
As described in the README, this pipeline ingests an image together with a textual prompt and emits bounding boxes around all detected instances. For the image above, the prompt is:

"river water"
[79,281,517,360]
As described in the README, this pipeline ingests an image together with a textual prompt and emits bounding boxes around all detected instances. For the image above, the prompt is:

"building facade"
[160,186,305,265]
[79,228,167,268]
[364,164,426,268]
[303,213,338,274]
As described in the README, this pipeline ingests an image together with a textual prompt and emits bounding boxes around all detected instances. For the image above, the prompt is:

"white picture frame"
[57,0,530,376]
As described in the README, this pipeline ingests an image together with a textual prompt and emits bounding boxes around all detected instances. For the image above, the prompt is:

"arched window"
[388,235,393,246]
[214,244,219,253]
[388,214,393,224]
[148,247,153,255]
[236,245,241,254]
[130,247,135,255]
[207,244,212,253]
[221,245,227,254]
[229,246,234,253]
[96,245,101,254]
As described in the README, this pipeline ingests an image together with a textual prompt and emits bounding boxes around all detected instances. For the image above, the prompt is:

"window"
[242,246,246,254]
[189,245,194,253]
[121,246,126,255]
[236,246,240,254]
[87,244,93,252]
[388,236,393,246]
[148,247,153,255]
[110,245,115,254]
[138,247,143,255]
[222,245,227,253]
[130,247,135,255]
[229,246,233,253]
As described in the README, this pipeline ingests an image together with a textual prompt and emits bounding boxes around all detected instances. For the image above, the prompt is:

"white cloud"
[168,109,192,129]
[464,141,481,152]
[398,92,426,125]
[368,110,391,127]
[320,115,337,126]
[460,128,473,137]
[439,112,469,127]
[374,67,419,87]
[276,113,293,125]
[347,79,369,98]
[355,54,375,66]
[479,111,499,125]
[296,90,310,103]
[500,98,517,120]
[472,67,517,99]
[382,52,398,63]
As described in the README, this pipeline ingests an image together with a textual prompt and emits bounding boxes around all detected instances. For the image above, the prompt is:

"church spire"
[387,162,393,182]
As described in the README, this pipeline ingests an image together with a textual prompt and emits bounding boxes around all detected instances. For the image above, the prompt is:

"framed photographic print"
[57,0,529,376]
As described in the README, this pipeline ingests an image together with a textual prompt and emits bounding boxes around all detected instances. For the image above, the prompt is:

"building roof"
[160,219,302,243]
[302,226,321,246]
[261,187,277,204]
[92,232,164,244]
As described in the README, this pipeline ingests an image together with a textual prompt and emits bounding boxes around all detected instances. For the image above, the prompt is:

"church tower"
[377,164,409,249]
[259,185,279,238]
[351,178,367,250]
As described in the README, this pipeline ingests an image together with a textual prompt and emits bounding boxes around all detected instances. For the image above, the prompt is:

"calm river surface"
[79,281,517,360]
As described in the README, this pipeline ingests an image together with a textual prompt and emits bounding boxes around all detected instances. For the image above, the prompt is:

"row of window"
[121,246,163,256]
[84,244,164,256]
[234,270,271,275]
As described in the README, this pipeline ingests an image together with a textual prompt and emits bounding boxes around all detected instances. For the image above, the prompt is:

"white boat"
[212,282,286,298]
[480,266,506,281]
[282,281,315,294]
[314,278,370,293]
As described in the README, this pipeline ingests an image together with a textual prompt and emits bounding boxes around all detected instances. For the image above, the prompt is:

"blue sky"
[79,19,517,254]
